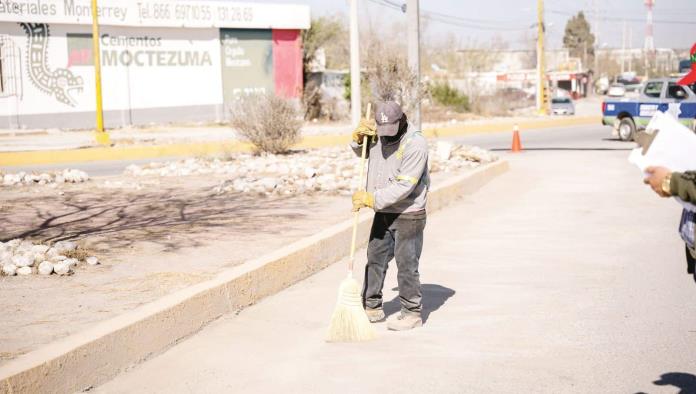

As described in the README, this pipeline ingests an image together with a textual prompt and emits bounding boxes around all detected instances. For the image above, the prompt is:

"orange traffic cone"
[511,124,523,153]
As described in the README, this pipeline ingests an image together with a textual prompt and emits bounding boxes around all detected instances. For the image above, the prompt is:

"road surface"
[450,123,625,151]
[94,127,696,393]
[2,123,620,177]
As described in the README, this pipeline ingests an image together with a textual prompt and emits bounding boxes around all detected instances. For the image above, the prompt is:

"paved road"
[95,131,696,393]
[0,156,184,177]
[450,123,627,151]
[1,123,623,177]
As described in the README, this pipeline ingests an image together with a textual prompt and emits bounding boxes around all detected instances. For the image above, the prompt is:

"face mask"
[382,117,408,144]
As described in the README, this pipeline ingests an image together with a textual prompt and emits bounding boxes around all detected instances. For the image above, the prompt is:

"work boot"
[387,311,422,331]
[364,307,385,323]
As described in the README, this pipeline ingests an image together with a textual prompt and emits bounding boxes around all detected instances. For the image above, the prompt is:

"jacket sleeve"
[670,171,696,202]
[350,140,372,159]
[373,137,428,210]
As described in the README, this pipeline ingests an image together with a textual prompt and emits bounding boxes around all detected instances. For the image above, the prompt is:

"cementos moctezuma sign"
[0,0,310,29]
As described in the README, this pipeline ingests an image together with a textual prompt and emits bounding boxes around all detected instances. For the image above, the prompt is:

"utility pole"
[621,20,626,74]
[536,0,547,114]
[644,0,655,79]
[349,0,361,127]
[593,0,599,84]
[406,0,421,130]
[91,0,109,145]
[628,26,633,72]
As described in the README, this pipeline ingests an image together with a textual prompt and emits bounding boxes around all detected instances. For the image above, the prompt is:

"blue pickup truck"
[601,77,696,141]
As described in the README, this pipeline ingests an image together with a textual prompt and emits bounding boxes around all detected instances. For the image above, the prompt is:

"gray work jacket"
[350,125,430,213]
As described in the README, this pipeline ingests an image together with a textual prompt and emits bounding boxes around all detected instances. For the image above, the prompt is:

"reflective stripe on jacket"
[350,125,430,213]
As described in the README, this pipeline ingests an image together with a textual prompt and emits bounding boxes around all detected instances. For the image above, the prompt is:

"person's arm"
[350,139,372,158]
[373,137,428,210]
[349,119,376,157]
[671,171,696,203]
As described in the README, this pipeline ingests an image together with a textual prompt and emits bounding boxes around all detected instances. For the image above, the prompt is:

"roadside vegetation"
[430,81,469,113]
[229,93,303,155]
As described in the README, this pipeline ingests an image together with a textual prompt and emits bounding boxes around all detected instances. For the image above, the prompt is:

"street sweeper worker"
[350,100,430,331]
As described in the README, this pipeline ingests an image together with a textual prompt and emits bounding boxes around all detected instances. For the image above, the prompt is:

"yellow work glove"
[351,118,377,144]
[352,190,374,212]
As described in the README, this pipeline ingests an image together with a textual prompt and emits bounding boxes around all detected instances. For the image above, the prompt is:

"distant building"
[0,0,309,129]
[595,47,680,76]
[452,49,590,99]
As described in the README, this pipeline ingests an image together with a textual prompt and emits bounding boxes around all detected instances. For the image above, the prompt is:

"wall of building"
[272,29,302,99]
[0,23,225,128]
[0,1,309,129]
[0,22,304,129]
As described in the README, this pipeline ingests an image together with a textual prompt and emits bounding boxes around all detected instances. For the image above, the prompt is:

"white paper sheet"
[628,111,696,211]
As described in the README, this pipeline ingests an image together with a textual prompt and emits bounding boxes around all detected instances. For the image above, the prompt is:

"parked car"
[601,77,696,141]
[595,76,610,95]
[551,97,575,115]
[607,84,626,97]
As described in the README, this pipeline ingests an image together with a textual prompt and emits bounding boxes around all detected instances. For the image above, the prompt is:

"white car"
[551,97,575,115]
[607,84,626,97]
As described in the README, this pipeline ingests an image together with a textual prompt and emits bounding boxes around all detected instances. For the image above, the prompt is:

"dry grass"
[62,246,91,261]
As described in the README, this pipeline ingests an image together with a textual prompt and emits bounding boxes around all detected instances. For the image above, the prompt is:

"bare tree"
[363,40,428,115]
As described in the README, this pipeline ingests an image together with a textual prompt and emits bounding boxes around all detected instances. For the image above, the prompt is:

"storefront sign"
[0,0,310,29]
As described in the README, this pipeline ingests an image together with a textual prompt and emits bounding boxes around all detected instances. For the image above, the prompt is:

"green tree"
[301,16,347,72]
[430,81,469,112]
[563,11,595,67]
[301,16,349,120]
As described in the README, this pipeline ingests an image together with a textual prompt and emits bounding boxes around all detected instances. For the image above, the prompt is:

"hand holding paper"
[628,111,696,173]
[628,111,696,211]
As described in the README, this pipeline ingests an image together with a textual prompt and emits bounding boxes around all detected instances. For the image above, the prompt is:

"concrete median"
[0,160,508,394]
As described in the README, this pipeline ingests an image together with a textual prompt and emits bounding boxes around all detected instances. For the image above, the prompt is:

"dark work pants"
[362,211,426,314]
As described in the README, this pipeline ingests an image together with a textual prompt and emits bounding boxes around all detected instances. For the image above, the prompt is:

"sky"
[254,0,696,51]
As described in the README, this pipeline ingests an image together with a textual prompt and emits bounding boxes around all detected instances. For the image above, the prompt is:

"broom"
[326,103,376,343]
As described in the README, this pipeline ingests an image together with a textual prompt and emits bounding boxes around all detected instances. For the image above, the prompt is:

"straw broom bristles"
[326,275,376,342]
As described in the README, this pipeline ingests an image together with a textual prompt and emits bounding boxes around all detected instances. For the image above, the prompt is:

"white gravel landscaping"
[0,239,99,277]
[1,169,89,187]
[123,143,498,196]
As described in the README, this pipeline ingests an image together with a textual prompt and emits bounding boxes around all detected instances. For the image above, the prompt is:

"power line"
[369,0,401,12]
[366,0,530,31]
[421,13,530,31]
[547,8,696,25]
[418,7,527,25]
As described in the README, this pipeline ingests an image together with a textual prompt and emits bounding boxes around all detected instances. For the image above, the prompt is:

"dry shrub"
[229,93,303,154]
[364,42,428,114]
[470,90,535,117]
[302,79,322,120]
[470,95,508,117]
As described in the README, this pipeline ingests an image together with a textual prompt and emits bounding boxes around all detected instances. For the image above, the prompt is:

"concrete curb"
[0,160,509,394]
[0,116,599,166]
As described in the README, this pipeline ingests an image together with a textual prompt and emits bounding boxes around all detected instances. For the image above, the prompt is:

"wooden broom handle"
[348,103,371,274]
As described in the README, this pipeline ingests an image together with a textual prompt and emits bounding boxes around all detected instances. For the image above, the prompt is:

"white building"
[452,49,590,98]
[0,0,309,129]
